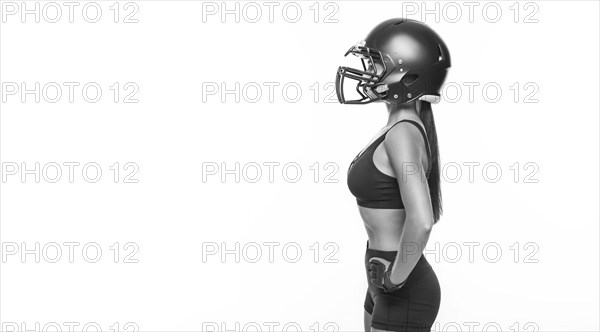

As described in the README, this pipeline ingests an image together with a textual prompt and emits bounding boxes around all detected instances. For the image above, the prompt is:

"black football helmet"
[336,18,451,105]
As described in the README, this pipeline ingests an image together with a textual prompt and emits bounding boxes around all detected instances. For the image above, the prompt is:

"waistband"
[365,240,431,270]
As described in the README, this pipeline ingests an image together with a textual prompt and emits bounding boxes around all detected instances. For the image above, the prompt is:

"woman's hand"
[367,257,407,292]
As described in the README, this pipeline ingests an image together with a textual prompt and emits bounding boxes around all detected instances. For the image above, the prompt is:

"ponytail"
[419,101,443,223]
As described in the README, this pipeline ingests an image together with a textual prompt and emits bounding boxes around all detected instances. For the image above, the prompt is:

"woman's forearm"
[390,219,432,284]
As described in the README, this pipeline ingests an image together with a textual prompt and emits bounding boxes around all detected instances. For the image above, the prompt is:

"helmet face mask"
[336,19,451,106]
[336,43,395,104]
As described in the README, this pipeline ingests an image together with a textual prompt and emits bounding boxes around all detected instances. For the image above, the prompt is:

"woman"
[335,18,451,332]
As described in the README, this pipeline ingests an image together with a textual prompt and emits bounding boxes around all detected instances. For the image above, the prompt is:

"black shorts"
[364,241,441,332]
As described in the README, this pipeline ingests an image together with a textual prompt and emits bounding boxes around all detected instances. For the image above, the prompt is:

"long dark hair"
[419,101,443,223]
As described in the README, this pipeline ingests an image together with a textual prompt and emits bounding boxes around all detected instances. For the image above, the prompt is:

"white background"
[1,1,599,331]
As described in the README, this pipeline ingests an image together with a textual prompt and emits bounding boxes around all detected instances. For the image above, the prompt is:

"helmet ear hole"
[402,74,419,86]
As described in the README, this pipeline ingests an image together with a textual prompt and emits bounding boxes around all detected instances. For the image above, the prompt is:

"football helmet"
[336,18,451,105]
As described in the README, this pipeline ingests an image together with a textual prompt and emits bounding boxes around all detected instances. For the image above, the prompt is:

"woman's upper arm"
[383,123,434,228]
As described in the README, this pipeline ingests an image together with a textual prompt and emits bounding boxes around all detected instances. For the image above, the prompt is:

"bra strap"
[384,119,432,171]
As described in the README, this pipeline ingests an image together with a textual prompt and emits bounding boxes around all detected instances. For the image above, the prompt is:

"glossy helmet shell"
[336,18,451,105]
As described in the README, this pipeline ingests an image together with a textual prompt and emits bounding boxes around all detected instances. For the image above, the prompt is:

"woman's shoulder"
[383,119,429,156]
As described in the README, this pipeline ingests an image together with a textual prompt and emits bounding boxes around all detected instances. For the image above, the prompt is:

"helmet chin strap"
[381,94,441,105]
[375,85,389,93]
[419,95,441,104]
[371,83,440,104]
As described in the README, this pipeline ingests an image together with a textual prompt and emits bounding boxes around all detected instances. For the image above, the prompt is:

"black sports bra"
[347,119,432,209]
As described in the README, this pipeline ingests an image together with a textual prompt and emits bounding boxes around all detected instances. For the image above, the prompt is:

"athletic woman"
[335,18,451,332]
